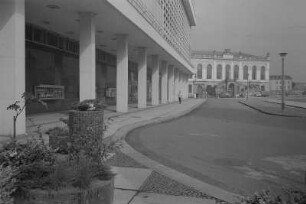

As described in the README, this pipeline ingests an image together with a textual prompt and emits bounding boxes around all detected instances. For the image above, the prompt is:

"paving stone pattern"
[139,171,226,203]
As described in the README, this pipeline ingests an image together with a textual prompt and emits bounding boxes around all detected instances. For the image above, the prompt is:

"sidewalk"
[0,98,241,204]
[239,98,306,117]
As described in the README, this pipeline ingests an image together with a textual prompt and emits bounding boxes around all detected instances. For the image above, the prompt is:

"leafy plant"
[240,189,306,204]
[71,99,105,111]
[6,92,47,141]
[0,138,55,202]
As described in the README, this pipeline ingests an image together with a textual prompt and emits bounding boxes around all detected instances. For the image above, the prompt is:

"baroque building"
[188,49,270,97]
[0,0,196,136]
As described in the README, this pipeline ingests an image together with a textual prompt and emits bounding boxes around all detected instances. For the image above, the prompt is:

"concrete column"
[231,62,234,80]
[256,66,261,81]
[222,62,226,80]
[239,62,243,80]
[266,64,270,81]
[161,60,168,103]
[116,34,129,112]
[79,12,96,101]
[174,68,179,101]
[151,55,159,106]
[212,61,217,80]
[203,65,207,80]
[178,71,182,98]
[0,0,25,136]
[168,65,174,102]
[137,47,147,109]
[183,74,188,98]
[248,65,251,82]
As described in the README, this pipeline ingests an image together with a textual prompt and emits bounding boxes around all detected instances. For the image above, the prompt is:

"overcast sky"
[191,0,306,82]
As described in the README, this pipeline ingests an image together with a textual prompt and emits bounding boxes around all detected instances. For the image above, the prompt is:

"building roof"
[182,0,196,26]
[192,49,269,61]
[270,75,292,80]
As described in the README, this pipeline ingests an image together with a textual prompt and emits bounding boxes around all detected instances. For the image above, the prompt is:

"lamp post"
[279,52,288,112]
[246,73,249,100]
[193,74,197,98]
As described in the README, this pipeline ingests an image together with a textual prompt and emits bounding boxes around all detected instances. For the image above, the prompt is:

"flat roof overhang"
[25,0,193,74]
[182,0,196,26]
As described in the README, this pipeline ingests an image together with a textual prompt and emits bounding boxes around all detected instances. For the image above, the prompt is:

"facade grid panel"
[127,0,192,64]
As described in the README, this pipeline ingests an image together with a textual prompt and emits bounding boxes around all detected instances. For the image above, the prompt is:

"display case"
[106,88,116,98]
[34,85,64,100]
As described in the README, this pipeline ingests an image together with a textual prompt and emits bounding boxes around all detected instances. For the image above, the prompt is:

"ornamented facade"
[188,49,270,97]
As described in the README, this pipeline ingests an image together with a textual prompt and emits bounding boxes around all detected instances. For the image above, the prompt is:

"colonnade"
[196,63,269,81]
[0,0,191,135]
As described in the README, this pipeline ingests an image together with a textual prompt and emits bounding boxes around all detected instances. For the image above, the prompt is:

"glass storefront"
[25,23,138,114]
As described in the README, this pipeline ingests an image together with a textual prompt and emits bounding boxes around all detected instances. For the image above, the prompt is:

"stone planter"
[68,110,104,139]
[14,178,114,204]
[68,110,104,154]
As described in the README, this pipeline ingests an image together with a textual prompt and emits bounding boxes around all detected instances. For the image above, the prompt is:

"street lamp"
[246,73,249,100]
[279,52,288,112]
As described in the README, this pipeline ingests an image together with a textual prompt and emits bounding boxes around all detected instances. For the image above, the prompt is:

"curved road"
[127,98,306,195]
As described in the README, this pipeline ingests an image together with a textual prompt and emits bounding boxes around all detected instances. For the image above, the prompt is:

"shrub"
[47,127,69,154]
[241,189,306,204]
[71,99,105,111]
[0,138,56,201]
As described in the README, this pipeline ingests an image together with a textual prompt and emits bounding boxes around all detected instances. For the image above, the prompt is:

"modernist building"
[188,49,270,97]
[269,75,293,92]
[0,0,196,136]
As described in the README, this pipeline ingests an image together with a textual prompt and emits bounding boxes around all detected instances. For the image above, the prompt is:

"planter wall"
[14,178,114,204]
[69,110,104,139]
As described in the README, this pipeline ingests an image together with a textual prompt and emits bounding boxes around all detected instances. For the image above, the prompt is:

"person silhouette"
[178,91,182,104]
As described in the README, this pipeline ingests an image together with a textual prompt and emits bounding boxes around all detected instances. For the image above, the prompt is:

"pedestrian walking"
[178,91,182,104]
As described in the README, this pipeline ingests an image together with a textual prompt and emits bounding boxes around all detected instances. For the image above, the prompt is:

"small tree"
[6,92,47,141]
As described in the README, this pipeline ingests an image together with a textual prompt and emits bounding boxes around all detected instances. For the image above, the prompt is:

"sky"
[191,0,306,82]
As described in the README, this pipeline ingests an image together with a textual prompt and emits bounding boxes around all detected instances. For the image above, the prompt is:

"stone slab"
[130,192,216,204]
[114,189,137,204]
[112,167,152,190]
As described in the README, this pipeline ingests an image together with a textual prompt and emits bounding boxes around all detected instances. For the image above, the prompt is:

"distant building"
[293,82,306,91]
[188,49,270,97]
[269,75,293,91]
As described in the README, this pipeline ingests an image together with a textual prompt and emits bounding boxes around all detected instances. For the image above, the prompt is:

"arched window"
[207,64,212,79]
[234,65,239,80]
[197,64,202,79]
[225,65,231,79]
[252,66,257,80]
[243,66,248,80]
[261,66,266,80]
[217,64,222,79]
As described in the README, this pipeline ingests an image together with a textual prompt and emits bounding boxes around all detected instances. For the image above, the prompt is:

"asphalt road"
[126,98,306,195]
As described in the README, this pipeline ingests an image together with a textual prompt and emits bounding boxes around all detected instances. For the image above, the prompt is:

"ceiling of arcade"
[25,0,190,73]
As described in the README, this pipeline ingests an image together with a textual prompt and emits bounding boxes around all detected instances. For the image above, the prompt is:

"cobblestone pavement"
[139,171,226,202]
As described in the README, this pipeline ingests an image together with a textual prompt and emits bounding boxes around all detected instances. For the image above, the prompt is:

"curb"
[106,99,194,122]
[103,99,205,145]
[103,99,242,203]
[264,100,306,110]
[238,100,306,118]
